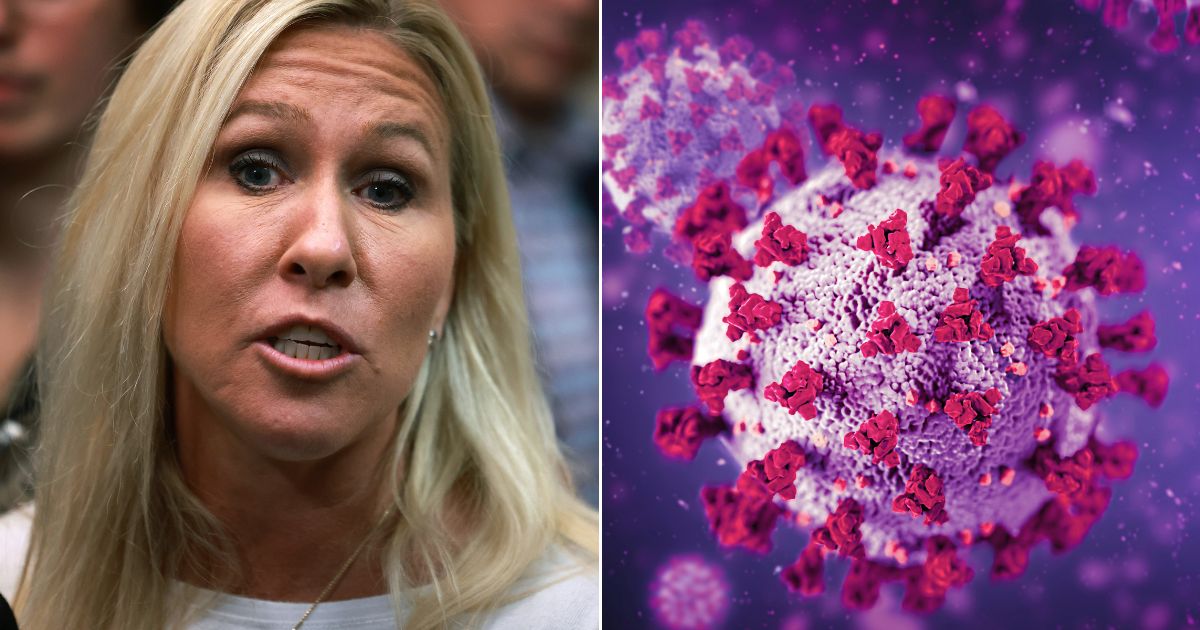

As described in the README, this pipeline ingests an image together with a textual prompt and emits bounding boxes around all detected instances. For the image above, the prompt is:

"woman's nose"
[277,183,358,290]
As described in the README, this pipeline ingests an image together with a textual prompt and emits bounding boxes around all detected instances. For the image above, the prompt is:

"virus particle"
[649,554,732,630]
[681,143,1165,609]
[1075,0,1200,53]
[602,21,798,251]
[607,21,1168,614]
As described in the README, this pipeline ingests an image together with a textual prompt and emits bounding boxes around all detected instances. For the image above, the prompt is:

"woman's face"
[163,25,456,463]
[0,0,141,158]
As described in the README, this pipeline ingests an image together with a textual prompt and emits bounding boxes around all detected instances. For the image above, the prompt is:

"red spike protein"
[1074,0,1200,53]
[605,21,1168,614]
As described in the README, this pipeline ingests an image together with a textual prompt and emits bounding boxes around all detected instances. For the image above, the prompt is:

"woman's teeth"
[272,325,342,360]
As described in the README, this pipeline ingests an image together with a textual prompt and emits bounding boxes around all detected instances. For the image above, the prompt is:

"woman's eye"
[363,182,400,205]
[357,172,415,211]
[239,165,276,187]
[229,151,285,191]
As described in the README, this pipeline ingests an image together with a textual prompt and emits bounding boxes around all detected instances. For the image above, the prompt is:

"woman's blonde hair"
[14,1,597,628]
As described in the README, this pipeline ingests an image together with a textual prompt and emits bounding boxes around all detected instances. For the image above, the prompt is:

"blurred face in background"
[438,0,596,118]
[0,0,142,160]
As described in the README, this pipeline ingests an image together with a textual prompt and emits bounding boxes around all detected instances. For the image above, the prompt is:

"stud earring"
[428,329,438,346]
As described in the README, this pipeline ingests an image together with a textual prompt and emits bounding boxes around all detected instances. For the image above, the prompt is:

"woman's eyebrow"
[224,99,312,125]
[365,120,436,158]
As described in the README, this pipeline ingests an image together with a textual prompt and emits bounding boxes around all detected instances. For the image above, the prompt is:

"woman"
[2,0,598,628]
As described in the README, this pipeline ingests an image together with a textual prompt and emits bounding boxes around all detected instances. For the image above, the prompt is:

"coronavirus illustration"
[1075,0,1200,52]
[606,20,1170,615]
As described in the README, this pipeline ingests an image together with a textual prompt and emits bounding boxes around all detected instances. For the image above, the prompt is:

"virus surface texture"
[614,22,1168,616]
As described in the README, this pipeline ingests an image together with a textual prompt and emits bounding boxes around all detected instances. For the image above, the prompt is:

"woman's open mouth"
[255,321,360,380]
[268,324,343,360]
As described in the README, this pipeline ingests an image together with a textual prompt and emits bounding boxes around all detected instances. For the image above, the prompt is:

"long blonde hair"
[14,1,597,628]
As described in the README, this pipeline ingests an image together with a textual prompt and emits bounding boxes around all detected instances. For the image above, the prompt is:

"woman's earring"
[428,329,438,347]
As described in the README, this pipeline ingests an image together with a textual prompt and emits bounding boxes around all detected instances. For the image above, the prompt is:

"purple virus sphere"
[649,554,732,629]
[610,21,1169,615]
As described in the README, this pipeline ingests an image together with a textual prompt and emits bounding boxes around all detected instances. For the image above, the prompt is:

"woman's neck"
[187,473,394,602]
[173,381,399,602]
[200,498,395,603]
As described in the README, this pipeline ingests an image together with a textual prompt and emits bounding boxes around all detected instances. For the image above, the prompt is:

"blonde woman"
[0,0,598,628]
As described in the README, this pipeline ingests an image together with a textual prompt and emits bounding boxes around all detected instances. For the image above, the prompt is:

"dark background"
[602,1,1200,628]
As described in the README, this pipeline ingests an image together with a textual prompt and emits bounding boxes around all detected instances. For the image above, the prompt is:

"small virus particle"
[607,20,1167,616]
[649,554,732,630]
[1075,0,1200,53]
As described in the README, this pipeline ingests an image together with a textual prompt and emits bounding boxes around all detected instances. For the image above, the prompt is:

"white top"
[0,505,598,629]
[0,502,32,601]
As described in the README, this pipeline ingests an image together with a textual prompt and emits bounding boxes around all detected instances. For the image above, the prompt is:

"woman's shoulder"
[484,544,598,630]
[0,502,34,601]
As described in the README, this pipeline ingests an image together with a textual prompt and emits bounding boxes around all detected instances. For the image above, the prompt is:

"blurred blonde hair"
[14,1,597,628]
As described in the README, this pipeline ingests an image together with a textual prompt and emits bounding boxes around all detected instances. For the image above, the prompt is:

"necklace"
[291,507,393,630]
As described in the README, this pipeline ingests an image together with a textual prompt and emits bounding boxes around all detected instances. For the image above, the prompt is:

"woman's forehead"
[230,24,449,155]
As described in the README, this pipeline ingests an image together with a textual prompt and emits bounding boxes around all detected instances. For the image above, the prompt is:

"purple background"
[601,1,1200,628]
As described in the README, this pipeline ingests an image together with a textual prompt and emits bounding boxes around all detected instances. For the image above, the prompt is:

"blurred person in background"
[0,0,177,507]
[438,0,599,504]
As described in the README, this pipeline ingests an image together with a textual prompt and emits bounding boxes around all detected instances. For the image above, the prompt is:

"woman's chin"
[230,410,386,464]
[249,430,347,463]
